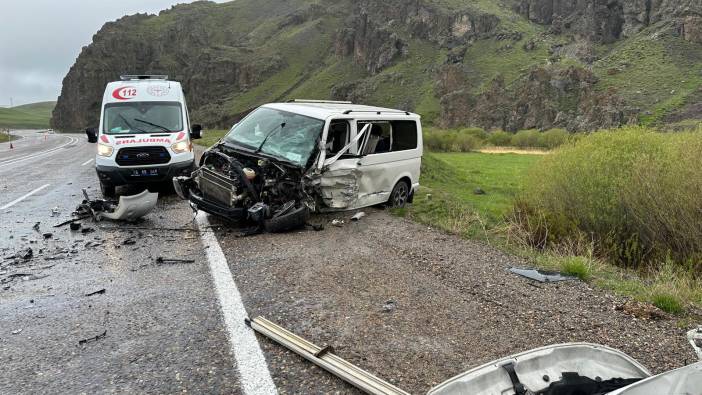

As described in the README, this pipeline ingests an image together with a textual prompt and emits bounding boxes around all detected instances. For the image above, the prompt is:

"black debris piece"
[81,227,95,234]
[78,330,107,345]
[122,239,136,245]
[18,248,33,260]
[42,233,53,239]
[310,223,325,231]
[85,289,106,296]
[32,222,41,231]
[509,267,577,283]
[54,216,90,228]
[155,257,195,265]
[69,222,81,231]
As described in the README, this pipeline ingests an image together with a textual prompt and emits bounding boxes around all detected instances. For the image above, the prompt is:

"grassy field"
[195,129,228,148]
[0,101,55,129]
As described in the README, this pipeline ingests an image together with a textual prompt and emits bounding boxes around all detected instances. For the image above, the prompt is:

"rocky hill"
[52,0,702,132]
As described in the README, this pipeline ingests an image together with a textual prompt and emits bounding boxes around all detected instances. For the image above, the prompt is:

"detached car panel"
[175,101,422,229]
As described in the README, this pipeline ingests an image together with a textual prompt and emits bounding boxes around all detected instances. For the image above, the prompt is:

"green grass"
[196,129,228,148]
[0,132,15,143]
[0,101,55,129]
[652,292,684,314]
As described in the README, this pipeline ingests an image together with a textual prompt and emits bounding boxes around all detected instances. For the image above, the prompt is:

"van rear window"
[103,102,183,134]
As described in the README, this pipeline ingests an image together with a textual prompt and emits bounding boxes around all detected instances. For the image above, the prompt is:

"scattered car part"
[351,211,366,221]
[78,330,107,345]
[428,343,651,395]
[18,248,33,260]
[85,289,106,297]
[509,267,578,283]
[689,326,702,361]
[606,362,702,395]
[76,189,158,222]
[101,190,158,221]
[155,257,195,265]
[264,204,309,233]
[331,219,344,227]
[246,316,409,395]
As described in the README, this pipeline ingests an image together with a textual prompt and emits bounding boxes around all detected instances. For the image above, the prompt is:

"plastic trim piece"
[247,316,410,395]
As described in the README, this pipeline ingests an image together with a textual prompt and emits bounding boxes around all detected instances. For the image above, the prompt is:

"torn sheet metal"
[607,362,702,395]
[318,166,361,210]
[509,267,577,283]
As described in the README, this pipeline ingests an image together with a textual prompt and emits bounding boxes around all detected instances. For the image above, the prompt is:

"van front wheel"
[389,181,409,208]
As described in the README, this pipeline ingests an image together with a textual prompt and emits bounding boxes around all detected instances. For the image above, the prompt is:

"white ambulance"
[86,75,201,197]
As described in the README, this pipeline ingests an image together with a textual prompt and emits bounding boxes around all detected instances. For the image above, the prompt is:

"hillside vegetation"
[0,101,55,129]
[53,0,702,132]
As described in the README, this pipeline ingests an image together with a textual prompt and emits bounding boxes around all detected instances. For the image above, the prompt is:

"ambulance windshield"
[103,102,183,134]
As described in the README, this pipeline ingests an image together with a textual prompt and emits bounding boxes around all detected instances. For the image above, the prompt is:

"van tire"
[264,205,309,233]
[100,180,116,198]
[388,180,410,208]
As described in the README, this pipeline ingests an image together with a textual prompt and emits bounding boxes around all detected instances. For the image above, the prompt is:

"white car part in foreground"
[249,316,702,395]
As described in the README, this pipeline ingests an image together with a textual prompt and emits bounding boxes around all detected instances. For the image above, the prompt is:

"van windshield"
[224,107,324,166]
[103,102,183,134]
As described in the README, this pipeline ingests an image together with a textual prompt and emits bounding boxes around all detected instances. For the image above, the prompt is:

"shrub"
[651,292,683,314]
[538,128,568,149]
[515,127,702,269]
[559,256,592,281]
[460,127,489,141]
[488,130,513,146]
[511,129,541,148]
[423,128,484,152]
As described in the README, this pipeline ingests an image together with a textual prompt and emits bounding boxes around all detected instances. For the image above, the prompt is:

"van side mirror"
[191,124,203,140]
[86,127,98,143]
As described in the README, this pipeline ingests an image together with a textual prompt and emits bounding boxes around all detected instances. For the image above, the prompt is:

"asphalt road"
[0,130,698,394]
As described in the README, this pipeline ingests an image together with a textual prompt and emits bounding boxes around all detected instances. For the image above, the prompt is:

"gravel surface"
[216,208,698,394]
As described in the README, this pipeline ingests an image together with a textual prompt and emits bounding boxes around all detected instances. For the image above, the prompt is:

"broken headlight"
[97,143,113,157]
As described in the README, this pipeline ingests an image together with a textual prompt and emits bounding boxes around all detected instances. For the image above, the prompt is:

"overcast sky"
[0,0,228,107]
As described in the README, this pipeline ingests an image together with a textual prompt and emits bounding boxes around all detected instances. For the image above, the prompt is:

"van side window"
[390,121,418,151]
[326,120,350,155]
[358,120,417,155]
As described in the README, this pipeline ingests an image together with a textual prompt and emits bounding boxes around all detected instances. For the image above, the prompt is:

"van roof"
[263,101,421,121]
[103,79,184,104]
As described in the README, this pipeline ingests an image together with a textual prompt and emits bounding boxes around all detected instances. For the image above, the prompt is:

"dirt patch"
[216,209,695,394]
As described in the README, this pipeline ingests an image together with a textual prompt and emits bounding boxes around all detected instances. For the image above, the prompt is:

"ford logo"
[136,153,150,158]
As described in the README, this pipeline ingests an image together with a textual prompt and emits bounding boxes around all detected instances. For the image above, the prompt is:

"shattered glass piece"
[509,267,577,283]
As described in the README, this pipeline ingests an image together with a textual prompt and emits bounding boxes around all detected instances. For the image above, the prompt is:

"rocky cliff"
[52,0,702,132]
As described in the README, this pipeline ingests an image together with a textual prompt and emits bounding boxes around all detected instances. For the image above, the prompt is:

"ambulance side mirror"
[191,124,203,140]
[86,127,98,143]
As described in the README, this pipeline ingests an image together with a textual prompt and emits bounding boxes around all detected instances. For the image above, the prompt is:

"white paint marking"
[0,136,76,168]
[0,184,51,210]
[81,158,94,166]
[195,212,277,395]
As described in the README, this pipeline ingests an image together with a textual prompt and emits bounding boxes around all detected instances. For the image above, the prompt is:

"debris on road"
[509,267,577,283]
[42,232,53,239]
[247,316,409,395]
[76,189,158,222]
[351,212,366,222]
[155,257,195,265]
[11,329,23,335]
[78,330,107,345]
[69,222,81,231]
[32,222,41,231]
[331,219,344,227]
[80,227,95,234]
[85,289,106,297]
[17,248,33,260]
[51,207,60,217]
[122,238,136,245]
[382,299,397,313]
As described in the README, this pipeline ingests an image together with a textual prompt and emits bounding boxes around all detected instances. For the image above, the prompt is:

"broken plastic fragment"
[351,212,366,222]
[509,267,577,283]
[100,190,158,221]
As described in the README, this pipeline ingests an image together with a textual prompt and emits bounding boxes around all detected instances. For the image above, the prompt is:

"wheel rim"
[393,183,408,207]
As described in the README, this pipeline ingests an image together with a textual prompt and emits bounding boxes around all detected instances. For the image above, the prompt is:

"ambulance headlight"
[97,143,113,157]
[171,140,191,154]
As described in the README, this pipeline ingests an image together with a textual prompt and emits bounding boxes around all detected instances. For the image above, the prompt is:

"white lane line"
[0,136,76,168]
[81,158,94,166]
[195,212,277,395]
[0,184,51,210]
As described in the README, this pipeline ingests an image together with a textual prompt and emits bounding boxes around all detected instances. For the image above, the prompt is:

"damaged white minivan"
[173,100,422,231]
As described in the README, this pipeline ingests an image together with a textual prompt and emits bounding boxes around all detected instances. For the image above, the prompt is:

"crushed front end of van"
[174,101,423,232]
